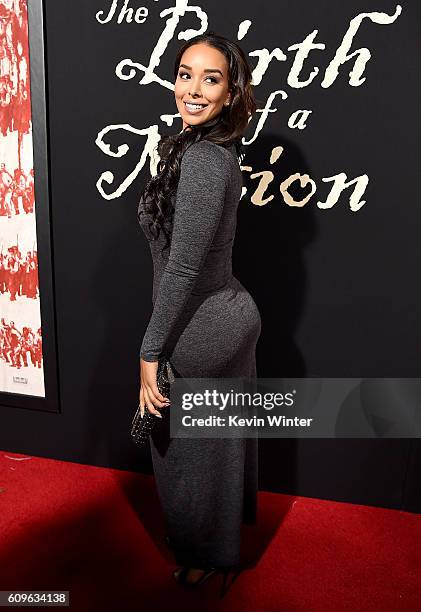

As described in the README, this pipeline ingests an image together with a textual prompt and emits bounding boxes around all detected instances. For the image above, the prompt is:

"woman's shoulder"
[182,139,235,168]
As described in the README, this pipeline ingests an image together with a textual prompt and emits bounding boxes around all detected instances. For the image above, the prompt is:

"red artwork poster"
[0,0,44,396]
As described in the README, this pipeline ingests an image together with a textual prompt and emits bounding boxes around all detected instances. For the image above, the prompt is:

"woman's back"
[138,139,261,369]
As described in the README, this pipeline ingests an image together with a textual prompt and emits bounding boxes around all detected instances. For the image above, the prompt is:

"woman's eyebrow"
[179,63,224,77]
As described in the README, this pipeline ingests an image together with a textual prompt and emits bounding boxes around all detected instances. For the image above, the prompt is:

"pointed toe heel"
[172,564,242,596]
[172,566,217,590]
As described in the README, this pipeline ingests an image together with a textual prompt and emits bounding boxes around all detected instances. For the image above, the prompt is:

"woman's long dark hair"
[137,31,258,252]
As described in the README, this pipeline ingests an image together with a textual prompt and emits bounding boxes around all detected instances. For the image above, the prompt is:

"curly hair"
[137,31,258,252]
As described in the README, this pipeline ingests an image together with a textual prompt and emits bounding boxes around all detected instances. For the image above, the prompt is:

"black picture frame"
[0,0,60,413]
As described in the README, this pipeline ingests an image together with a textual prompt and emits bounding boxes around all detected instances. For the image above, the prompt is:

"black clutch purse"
[131,356,175,446]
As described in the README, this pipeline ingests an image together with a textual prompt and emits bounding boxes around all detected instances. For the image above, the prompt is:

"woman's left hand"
[139,357,171,418]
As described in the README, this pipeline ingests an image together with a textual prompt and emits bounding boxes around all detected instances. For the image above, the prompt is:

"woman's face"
[175,43,231,130]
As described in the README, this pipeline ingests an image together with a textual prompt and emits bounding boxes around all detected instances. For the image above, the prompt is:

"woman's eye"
[178,71,218,84]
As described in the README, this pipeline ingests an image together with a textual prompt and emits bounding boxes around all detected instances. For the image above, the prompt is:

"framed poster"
[0,0,59,412]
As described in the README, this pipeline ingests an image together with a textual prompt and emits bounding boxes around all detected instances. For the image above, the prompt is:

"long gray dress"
[138,138,261,569]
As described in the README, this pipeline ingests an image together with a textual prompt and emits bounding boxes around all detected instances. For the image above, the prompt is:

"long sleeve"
[139,140,230,361]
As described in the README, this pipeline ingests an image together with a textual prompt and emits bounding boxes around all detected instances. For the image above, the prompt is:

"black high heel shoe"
[173,566,217,590]
[172,565,241,597]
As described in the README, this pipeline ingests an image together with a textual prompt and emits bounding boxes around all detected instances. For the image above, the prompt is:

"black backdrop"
[1,0,420,512]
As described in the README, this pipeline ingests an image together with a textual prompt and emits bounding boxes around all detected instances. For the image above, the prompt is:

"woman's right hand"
[139,357,171,418]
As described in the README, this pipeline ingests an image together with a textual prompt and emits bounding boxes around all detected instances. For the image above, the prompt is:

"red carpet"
[0,450,419,611]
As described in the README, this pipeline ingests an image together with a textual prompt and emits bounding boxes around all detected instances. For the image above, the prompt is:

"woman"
[137,31,261,591]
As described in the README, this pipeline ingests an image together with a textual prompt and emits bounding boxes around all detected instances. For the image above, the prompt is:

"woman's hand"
[139,357,171,418]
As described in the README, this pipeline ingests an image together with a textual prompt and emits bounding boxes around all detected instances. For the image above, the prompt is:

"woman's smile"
[184,101,209,114]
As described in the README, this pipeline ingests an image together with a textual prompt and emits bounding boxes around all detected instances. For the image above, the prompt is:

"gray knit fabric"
[138,139,261,568]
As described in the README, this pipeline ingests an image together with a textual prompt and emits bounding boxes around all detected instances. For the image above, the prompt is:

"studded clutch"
[131,356,175,446]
